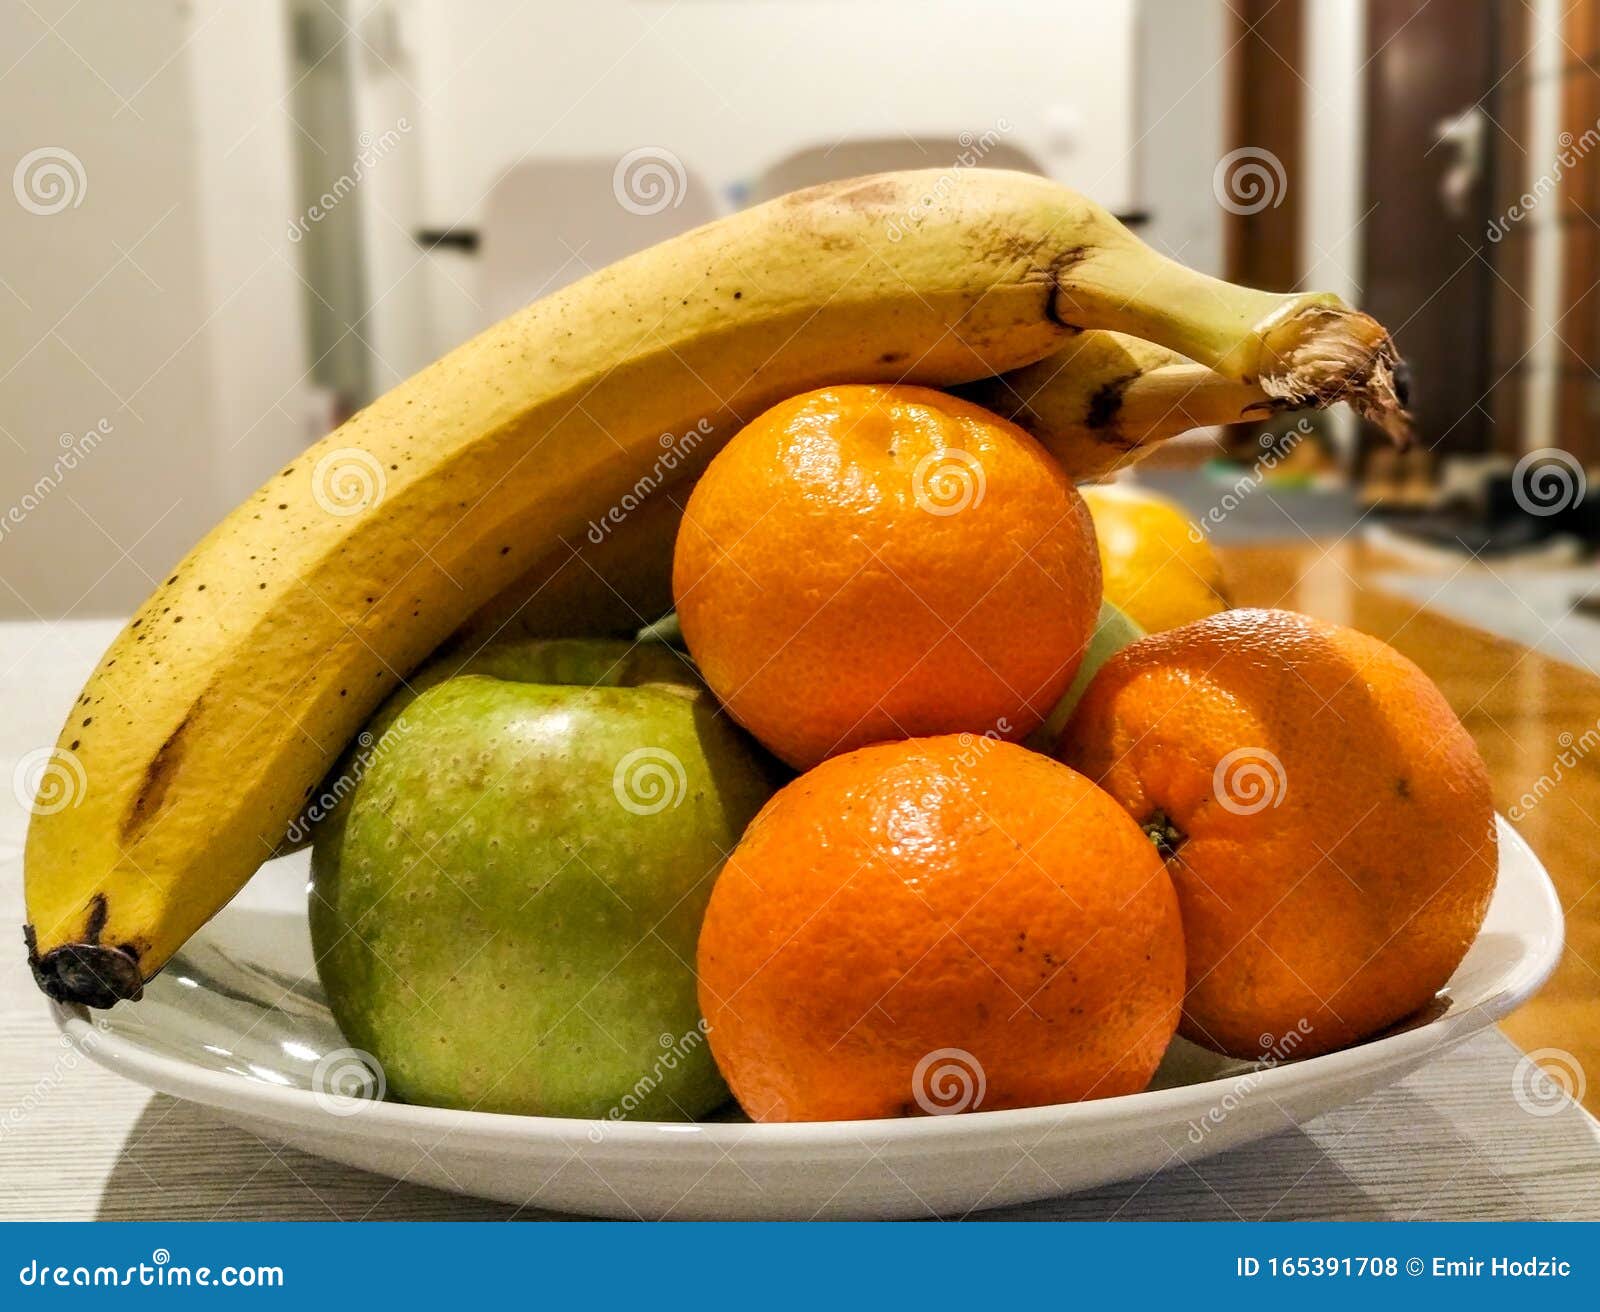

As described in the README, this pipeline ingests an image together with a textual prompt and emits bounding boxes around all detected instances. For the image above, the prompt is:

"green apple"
[636,611,685,649]
[1026,600,1146,754]
[309,637,777,1120]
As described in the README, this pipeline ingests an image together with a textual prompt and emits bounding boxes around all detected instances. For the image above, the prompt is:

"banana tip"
[24,925,144,1008]
[1260,304,1413,448]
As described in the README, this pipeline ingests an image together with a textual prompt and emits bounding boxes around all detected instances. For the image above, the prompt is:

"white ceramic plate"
[56,816,1562,1220]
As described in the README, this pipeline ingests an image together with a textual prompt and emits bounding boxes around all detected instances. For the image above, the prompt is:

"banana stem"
[1055,242,1410,443]
[955,330,1287,481]
[1110,363,1280,437]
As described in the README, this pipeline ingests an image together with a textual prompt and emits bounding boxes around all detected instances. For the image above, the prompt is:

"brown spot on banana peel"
[1085,372,1142,435]
[122,702,199,844]
[84,891,108,944]
[787,175,900,208]
[971,235,1093,333]
[1043,248,1093,331]
[828,178,904,209]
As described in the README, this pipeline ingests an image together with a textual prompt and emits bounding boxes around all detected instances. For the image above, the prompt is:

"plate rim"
[55,814,1564,1155]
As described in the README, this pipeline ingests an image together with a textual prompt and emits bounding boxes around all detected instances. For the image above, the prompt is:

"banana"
[25,169,1407,1006]
[954,330,1287,481]
[453,331,1300,647]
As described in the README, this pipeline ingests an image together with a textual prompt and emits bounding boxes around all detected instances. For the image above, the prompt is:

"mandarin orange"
[1059,607,1497,1060]
[696,735,1185,1122]
[672,385,1100,769]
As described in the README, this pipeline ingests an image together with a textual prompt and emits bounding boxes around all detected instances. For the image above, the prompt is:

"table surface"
[4,606,1599,1222]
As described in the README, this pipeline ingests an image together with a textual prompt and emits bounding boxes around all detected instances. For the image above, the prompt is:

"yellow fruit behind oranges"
[1079,483,1228,633]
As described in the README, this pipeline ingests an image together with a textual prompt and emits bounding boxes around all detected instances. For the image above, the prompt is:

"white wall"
[0,0,308,618]
[188,0,314,506]
[1135,0,1228,276]
[1301,0,1367,308]
[1,0,1142,616]
[347,0,1141,373]
[1301,0,1368,455]
[345,2,433,395]
[410,0,1137,216]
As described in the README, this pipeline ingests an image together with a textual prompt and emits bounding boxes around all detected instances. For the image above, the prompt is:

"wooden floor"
[1221,541,1600,1115]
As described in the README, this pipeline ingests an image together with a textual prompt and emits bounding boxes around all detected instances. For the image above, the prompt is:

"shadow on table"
[95,1095,537,1221]
[986,1081,1554,1221]
[97,1084,1533,1221]
[982,1125,1384,1221]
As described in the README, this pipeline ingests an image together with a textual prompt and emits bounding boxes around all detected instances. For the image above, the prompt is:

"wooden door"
[1224,0,1304,294]
[1362,0,1500,457]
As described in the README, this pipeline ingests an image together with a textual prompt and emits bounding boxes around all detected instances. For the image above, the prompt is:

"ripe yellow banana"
[25,169,1406,1006]
[454,331,1299,646]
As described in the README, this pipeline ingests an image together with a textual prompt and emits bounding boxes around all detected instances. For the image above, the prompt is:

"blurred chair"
[748,138,1046,205]
[478,156,721,324]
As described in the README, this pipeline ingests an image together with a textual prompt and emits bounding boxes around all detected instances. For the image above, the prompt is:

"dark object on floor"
[1379,468,1598,557]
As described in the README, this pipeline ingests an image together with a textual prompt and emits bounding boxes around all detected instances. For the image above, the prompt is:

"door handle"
[1433,106,1487,218]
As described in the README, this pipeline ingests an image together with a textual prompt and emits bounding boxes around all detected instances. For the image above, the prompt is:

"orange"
[672,385,1100,769]
[1058,607,1497,1060]
[696,735,1185,1122]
